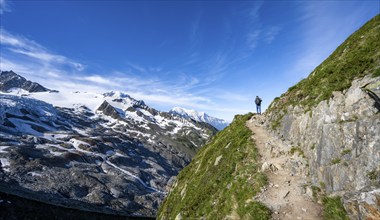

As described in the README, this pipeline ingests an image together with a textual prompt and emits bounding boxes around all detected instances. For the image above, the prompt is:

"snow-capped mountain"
[0,70,53,93]
[170,107,229,130]
[0,71,217,217]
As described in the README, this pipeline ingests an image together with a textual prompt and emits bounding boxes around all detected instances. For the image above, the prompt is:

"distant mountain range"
[0,70,218,217]
[170,107,229,130]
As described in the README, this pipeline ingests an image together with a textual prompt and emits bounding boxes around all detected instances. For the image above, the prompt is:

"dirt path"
[247,115,323,220]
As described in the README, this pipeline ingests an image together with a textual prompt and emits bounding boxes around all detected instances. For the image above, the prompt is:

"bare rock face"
[97,100,122,119]
[343,188,380,219]
[0,71,50,93]
[265,76,380,219]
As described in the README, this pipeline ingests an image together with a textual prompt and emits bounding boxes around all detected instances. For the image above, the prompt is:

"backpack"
[255,97,262,105]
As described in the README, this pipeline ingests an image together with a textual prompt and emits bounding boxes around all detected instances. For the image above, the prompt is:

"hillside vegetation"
[158,14,380,220]
[268,14,380,114]
[158,113,270,219]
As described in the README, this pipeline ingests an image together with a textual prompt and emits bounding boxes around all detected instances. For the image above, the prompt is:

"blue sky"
[0,0,379,121]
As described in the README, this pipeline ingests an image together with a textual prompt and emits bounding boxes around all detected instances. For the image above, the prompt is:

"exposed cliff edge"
[265,15,380,219]
[266,76,380,219]
[158,15,380,219]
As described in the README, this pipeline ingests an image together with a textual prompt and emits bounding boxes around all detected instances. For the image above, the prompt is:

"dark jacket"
[255,97,262,105]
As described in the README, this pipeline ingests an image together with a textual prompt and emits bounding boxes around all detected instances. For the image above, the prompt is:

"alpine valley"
[0,70,222,218]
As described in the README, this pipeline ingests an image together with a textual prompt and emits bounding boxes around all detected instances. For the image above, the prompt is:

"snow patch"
[0,146,10,153]
[0,158,10,172]
[27,171,42,177]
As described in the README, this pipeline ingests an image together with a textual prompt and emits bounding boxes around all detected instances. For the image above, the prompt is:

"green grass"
[290,146,305,158]
[340,149,351,156]
[367,169,378,180]
[311,185,321,201]
[322,196,350,220]
[158,113,271,220]
[267,15,380,118]
[331,158,341,165]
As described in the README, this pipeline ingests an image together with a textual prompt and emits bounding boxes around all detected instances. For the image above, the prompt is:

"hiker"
[255,96,262,114]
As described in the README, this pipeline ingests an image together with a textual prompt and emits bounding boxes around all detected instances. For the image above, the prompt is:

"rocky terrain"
[0,71,217,217]
[265,70,380,220]
[265,15,380,219]
[0,191,152,220]
[158,15,380,219]
[0,71,53,93]
[158,113,272,219]
[169,107,229,130]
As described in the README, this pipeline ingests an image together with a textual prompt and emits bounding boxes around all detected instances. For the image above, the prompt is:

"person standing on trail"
[255,96,262,114]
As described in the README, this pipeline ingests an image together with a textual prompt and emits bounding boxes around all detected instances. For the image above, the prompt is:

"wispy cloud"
[263,26,281,44]
[285,1,372,80]
[0,0,10,14]
[245,2,281,50]
[82,75,122,86]
[126,62,147,74]
[0,28,233,117]
[247,30,261,49]
[247,1,263,22]
[0,29,84,71]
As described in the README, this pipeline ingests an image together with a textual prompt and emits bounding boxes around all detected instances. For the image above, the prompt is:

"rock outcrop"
[265,76,380,219]
[0,71,50,93]
[97,100,122,119]
[265,15,380,219]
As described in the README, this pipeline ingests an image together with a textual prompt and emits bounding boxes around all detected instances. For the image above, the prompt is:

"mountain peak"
[0,70,51,93]
[170,107,229,130]
[171,107,204,117]
[96,100,122,119]
[103,91,131,99]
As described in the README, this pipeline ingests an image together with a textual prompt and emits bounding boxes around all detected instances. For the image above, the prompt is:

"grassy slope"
[265,15,380,219]
[158,113,270,220]
[268,14,380,115]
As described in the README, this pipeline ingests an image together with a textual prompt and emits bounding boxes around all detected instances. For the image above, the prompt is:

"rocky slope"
[0,72,217,217]
[0,191,152,220]
[158,15,380,219]
[158,113,271,219]
[247,115,323,220]
[265,15,380,219]
[0,71,52,93]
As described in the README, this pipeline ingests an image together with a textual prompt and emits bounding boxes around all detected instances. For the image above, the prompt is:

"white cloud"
[0,29,84,71]
[127,62,146,73]
[263,26,281,44]
[0,0,10,14]
[248,1,263,22]
[9,48,66,63]
[247,30,261,49]
[46,71,61,78]
[0,57,35,73]
[82,75,121,86]
[0,28,248,121]
[245,2,281,50]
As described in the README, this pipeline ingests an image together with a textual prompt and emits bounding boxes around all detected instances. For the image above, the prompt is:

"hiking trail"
[247,115,323,220]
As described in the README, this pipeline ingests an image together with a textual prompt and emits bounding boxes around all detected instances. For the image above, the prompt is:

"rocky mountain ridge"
[0,71,52,93]
[0,71,217,217]
[170,107,229,130]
